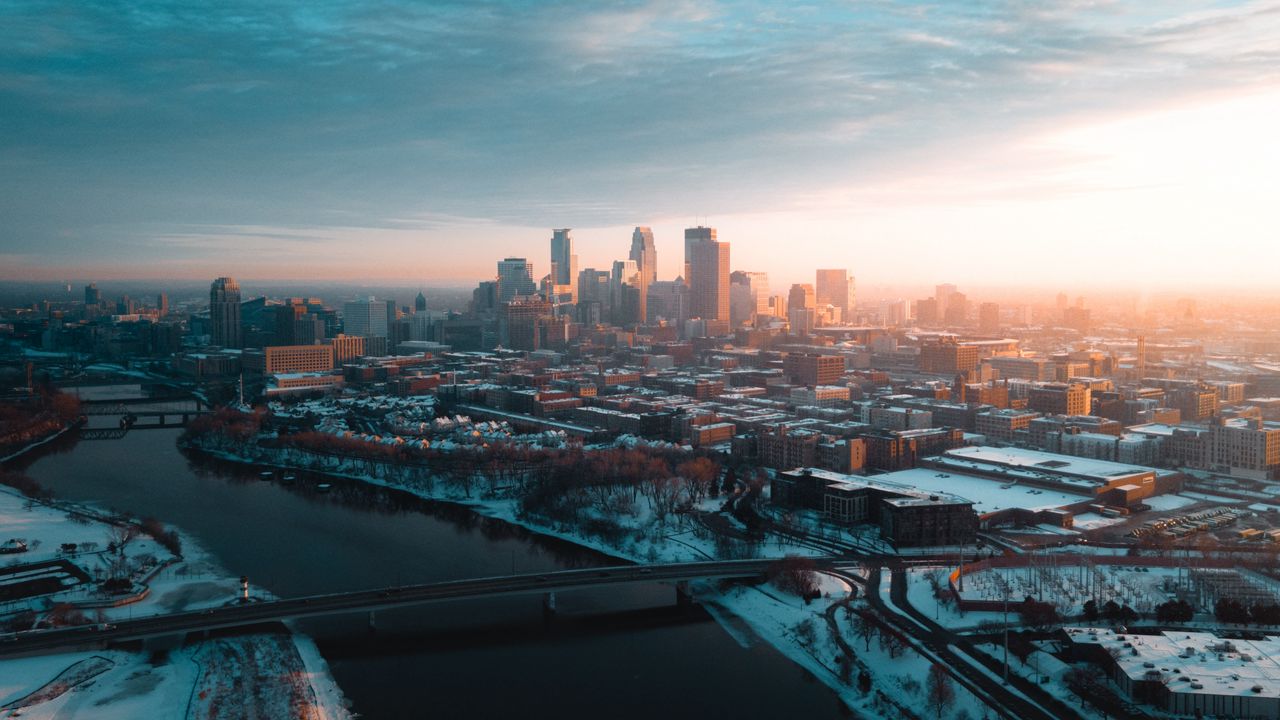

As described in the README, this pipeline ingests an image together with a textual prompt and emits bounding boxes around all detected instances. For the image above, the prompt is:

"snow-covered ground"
[0,485,350,719]
[0,634,349,720]
[903,567,1010,631]
[958,563,1186,615]
[1144,494,1201,512]
[707,571,994,720]
[971,641,1110,719]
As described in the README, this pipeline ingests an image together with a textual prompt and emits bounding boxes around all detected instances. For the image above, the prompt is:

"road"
[0,558,836,656]
[864,565,1084,720]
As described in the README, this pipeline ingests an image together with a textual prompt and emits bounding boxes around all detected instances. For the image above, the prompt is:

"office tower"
[646,280,689,324]
[472,281,499,316]
[815,269,853,321]
[500,296,554,351]
[272,300,307,345]
[84,283,101,306]
[210,277,242,348]
[788,283,816,335]
[788,283,815,311]
[343,297,390,338]
[611,259,641,325]
[549,229,578,301]
[415,291,427,313]
[978,302,1000,334]
[943,291,968,325]
[935,283,958,318]
[629,227,656,318]
[683,226,714,286]
[730,271,769,326]
[916,297,939,325]
[685,226,728,321]
[880,299,907,327]
[497,258,537,302]
[156,293,169,316]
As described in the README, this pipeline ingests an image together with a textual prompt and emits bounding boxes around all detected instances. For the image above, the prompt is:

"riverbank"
[186,442,931,718]
[0,482,352,720]
[0,420,79,463]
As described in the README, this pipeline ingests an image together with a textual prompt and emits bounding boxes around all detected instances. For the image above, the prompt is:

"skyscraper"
[83,283,101,307]
[729,271,769,326]
[685,226,728,322]
[629,227,656,320]
[815,269,853,322]
[610,259,641,325]
[209,277,242,348]
[343,297,390,338]
[497,258,537,302]
[683,226,714,286]
[935,283,958,318]
[549,229,578,300]
[787,283,816,335]
[414,291,427,313]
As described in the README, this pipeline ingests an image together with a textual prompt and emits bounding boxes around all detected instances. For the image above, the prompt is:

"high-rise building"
[343,297,390,338]
[610,260,641,325]
[788,283,815,311]
[943,291,968,325]
[156,293,169,316]
[497,258,537,302]
[414,291,427,313]
[815,269,853,321]
[880,299,907,327]
[978,302,1000,334]
[685,226,729,322]
[916,297,939,325]
[549,229,578,300]
[935,283,958,318]
[209,277,242,348]
[472,281,499,316]
[645,280,688,324]
[84,283,101,307]
[729,271,769,326]
[788,283,817,336]
[629,226,656,318]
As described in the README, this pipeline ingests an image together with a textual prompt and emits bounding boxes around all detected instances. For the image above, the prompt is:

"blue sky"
[2,1,1278,291]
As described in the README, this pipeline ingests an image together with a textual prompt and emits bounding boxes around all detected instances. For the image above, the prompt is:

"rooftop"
[1066,627,1280,699]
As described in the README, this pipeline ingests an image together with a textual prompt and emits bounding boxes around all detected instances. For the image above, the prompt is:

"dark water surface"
[6,387,851,718]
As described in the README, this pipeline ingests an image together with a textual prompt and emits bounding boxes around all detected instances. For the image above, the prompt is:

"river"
[3,387,851,719]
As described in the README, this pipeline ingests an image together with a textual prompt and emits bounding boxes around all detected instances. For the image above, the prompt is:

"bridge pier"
[542,592,557,617]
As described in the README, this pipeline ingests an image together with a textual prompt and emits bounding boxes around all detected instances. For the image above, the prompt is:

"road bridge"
[0,559,840,656]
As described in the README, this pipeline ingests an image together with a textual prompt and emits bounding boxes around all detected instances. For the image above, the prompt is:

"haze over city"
[3,1,1278,289]
[6,3,1280,720]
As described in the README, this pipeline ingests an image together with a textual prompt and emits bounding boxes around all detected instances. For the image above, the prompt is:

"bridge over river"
[0,559,840,656]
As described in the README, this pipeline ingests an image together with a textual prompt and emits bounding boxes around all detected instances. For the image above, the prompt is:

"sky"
[1,0,1278,293]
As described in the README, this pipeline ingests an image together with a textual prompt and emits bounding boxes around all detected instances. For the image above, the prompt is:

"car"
[94,623,117,631]
[639,568,652,574]
[535,575,549,582]
[596,571,610,578]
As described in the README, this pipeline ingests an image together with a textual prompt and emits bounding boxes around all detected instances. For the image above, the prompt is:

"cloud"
[0,0,1277,287]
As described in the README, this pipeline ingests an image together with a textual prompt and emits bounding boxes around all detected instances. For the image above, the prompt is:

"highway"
[0,559,836,656]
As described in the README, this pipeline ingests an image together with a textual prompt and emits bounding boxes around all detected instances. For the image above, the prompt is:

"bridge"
[73,396,209,440]
[0,559,836,656]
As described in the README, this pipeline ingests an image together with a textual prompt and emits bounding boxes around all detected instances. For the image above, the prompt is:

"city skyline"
[2,2,1278,289]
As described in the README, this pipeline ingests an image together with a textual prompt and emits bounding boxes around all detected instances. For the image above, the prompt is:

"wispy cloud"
[0,0,1277,286]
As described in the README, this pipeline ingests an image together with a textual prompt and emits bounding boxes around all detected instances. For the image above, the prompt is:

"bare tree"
[855,612,878,651]
[926,662,956,720]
